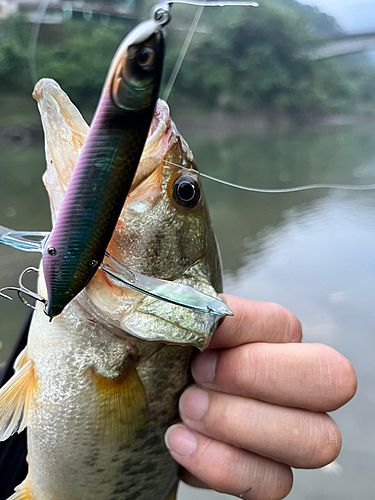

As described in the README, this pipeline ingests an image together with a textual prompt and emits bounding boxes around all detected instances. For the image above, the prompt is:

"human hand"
[165,295,357,499]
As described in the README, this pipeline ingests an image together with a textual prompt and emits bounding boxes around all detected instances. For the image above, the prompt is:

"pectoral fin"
[0,360,35,441]
[13,347,28,372]
[6,479,31,500]
[93,364,148,446]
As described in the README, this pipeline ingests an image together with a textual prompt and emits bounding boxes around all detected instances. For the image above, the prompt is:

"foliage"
[165,0,374,116]
[0,0,374,119]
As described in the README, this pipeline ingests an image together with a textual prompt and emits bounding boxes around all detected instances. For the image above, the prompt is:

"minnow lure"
[39,11,167,318]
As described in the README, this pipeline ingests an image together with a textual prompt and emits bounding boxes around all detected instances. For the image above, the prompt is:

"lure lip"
[101,253,233,317]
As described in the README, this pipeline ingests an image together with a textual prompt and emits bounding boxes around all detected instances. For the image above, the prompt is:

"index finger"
[210,295,302,349]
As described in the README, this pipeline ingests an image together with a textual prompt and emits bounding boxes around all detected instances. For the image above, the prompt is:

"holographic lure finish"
[41,20,165,318]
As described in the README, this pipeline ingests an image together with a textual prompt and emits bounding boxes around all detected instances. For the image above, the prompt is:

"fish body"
[26,292,193,500]
[39,19,165,319]
[0,84,223,500]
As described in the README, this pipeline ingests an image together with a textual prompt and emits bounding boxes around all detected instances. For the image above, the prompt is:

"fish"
[0,80,224,500]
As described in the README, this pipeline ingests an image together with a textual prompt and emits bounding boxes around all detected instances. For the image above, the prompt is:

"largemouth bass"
[0,81,224,500]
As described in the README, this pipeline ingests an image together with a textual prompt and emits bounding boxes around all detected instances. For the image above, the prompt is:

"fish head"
[36,80,224,350]
[109,27,165,111]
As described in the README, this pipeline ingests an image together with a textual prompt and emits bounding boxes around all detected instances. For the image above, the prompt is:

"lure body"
[41,22,165,318]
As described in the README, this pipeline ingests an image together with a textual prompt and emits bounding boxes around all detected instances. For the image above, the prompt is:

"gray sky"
[299,0,375,32]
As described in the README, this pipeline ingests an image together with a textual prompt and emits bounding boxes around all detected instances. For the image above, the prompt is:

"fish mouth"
[148,99,170,146]
[33,78,63,103]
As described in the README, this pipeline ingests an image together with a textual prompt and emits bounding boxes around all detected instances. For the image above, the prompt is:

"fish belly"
[25,301,193,500]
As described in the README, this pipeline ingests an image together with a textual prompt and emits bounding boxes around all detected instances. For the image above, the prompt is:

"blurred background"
[0,0,375,498]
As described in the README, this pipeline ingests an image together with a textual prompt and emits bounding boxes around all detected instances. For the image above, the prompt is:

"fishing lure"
[40,9,166,318]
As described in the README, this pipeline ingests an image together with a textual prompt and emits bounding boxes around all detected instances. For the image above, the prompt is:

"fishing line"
[162,159,375,192]
[28,0,51,85]
[162,4,205,102]
[168,1,258,6]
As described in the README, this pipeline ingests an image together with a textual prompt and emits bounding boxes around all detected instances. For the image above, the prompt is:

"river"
[0,114,375,499]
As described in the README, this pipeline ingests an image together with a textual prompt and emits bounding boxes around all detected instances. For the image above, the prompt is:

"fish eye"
[172,175,201,208]
[137,47,155,70]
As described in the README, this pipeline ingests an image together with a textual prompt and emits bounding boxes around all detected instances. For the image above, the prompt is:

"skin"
[165,295,357,500]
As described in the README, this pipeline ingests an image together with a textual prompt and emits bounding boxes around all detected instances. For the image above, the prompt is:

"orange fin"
[93,364,148,445]
[0,360,35,441]
[6,479,31,500]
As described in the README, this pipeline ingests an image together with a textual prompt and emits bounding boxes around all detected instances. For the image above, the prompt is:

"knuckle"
[269,465,293,500]
[320,420,342,466]
[338,356,357,404]
[237,345,257,389]
[202,444,245,492]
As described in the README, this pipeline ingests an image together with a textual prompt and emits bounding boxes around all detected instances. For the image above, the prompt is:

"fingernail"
[165,424,197,457]
[192,350,217,384]
[180,387,209,421]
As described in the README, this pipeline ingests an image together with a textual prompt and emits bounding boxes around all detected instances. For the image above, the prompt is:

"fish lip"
[33,78,67,104]
[146,99,170,149]
[118,322,208,350]
[126,99,171,194]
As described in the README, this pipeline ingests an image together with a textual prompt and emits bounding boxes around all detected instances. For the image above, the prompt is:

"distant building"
[0,0,138,23]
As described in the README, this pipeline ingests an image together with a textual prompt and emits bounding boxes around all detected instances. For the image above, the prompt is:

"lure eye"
[172,176,201,208]
[88,259,98,267]
[47,246,57,256]
[137,47,155,70]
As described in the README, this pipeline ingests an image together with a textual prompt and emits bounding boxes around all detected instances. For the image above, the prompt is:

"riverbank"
[1,94,375,147]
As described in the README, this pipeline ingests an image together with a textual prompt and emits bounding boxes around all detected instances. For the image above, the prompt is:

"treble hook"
[0,267,47,310]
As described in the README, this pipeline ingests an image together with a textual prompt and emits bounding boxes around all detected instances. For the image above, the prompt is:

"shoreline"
[1,111,374,148]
